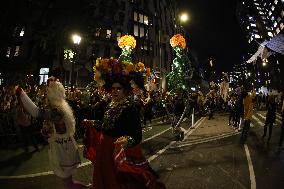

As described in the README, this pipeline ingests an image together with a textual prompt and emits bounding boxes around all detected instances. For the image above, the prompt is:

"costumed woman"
[16,77,87,189]
[83,35,165,189]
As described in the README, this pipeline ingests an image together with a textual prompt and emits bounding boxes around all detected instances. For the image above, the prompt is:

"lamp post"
[71,34,81,91]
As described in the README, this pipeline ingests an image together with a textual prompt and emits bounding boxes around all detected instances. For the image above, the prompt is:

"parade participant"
[228,95,236,127]
[16,100,39,153]
[171,90,185,141]
[83,35,165,188]
[262,95,277,143]
[240,90,255,143]
[16,77,86,189]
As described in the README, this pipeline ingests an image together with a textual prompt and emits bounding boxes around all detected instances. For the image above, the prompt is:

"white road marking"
[142,127,171,143]
[172,132,240,148]
[244,144,256,189]
[256,113,281,125]
[147,117,206,163]
[0,117,198,179]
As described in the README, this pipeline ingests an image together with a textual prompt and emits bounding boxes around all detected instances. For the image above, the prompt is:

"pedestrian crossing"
[253,112,282,126]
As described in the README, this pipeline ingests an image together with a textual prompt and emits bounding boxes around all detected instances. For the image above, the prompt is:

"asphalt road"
[1,111,284,189]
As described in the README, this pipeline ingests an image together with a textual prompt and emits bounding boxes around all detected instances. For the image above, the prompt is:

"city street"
[1,111,284,189]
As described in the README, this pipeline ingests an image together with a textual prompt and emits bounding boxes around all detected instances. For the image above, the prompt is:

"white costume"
[18,81,80,178]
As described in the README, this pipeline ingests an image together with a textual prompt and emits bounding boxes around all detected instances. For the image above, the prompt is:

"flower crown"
[93,35,150,91]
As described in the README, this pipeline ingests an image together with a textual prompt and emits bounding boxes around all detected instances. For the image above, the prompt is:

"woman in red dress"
[83,76,165,189]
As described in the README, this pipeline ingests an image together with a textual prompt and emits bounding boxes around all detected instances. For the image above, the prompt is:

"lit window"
[268,32,273,37]
[134,24,138,36]
[274,22,278,27]
[14,46,20,56]
[268,11,272,16]
[276,27,280,34]
[280,23,284,29]
[95,28,101,37]
[259,11,264,15]
[255,34,261,38]
[144,15,148,25]
[6,47,11,57]
[140,26,144,37]
[106,29,111,39]
[271,16,275,21]
[134,12,138,22]
[139,14,143,24]
[116,32,121,41]
[271,6,275,11]
[19,28,25,36]
[247,26,250,29]
[274,0,278,4]
[250,23,256,27]
[257,7,261,10]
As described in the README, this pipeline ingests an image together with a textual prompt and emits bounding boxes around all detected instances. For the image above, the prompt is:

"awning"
[246,34,284,63]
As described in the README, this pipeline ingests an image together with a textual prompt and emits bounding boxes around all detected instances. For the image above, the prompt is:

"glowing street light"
[72,34,81,45]
[180,13,189,23]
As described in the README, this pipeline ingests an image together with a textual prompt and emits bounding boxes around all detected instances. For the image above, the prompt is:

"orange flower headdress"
[93,35,146,92]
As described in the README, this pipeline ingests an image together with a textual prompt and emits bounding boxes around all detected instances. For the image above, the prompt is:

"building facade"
[0,0,177,89]
[236,0,284,91]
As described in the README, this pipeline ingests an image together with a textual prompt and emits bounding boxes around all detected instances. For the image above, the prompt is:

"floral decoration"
[170,34,186,49]
[118,35,136,49]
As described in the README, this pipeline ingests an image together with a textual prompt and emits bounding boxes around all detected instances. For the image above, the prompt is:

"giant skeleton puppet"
[167,34,193,141]
[16,77,87,189]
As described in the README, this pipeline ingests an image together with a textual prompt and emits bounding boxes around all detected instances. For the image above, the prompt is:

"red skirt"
[84,127,165,189]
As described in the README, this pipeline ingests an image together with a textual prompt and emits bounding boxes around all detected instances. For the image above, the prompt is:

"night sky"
[178,0,248,72]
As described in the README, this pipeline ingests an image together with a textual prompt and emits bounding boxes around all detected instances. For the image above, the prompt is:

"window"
[134,24,139,36]
[250,23,256,27]
[39,68,49,85]
[6,47,11,57]
[95,28,101,37]
[280,23,284,30]
[140,26,144,37]
[19,27,25,36]
[14,46,20,56]
[268,11,272,16]
[134,12,138,22]
[116,32,121,41]
[106,29,111,39]
[271,5,275,11]
[268,32,274,37]
[274,21,278,27]
[139,14,143,24]
[274,0,278,4]
[144,15,148,25]
[254,34,260,38]
[271,16,275,21]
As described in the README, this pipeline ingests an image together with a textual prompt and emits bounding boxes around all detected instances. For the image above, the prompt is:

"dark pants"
[263,121,274,140]
[20,126,39,152]
[208,108,213,120]
[240,120,251,143]
[228,111,235,125]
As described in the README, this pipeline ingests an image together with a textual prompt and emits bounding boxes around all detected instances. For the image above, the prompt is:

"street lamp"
[178,12,189,35]
[180,13,189,23]
[71,34,81,91]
